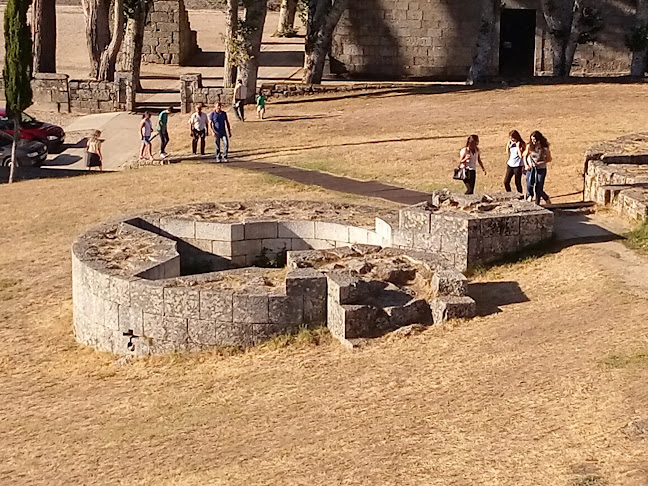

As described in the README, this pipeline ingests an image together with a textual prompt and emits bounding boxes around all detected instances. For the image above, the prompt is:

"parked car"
[0,130,48,168]
[0,108,65,153]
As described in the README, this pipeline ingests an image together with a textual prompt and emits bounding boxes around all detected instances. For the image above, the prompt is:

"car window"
[21,112,36,125]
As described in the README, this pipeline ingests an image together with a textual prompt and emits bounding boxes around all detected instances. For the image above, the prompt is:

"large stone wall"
[142,0,199,65]
[332,0,635,79]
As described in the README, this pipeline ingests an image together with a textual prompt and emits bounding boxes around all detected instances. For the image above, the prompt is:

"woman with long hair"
[504,130,525,193]
[85,130,103,171]
[458,134,487,195]
[523,130,552,205]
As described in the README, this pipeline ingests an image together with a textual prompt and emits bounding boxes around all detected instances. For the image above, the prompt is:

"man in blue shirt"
[208,102,232,162]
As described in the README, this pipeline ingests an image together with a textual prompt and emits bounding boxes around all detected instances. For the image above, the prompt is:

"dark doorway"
[499,9,536,77]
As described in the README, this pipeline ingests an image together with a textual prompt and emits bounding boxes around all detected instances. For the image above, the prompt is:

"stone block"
[160,217,195,239]
[233,294,269,323]
[413,231,441,252]
[290,238,314,251]
[131,282,165,315]
[519,212,553,235]
[432,270,467,297]
[399,206,431,232]
[253,322,293,344]
[385,299,432,328]
[164,287,200,319]
[143,313,188,343]
[285,268,327,325]
[305,239,337,250]
[211,240,234,257]
[348,226,370,245]
[118,305,144,335]
[244,221,278,239]
[112,331,151,356]
[314,222,350,243]
[278,221,316,239]
[231,239,263,258]
[108,275,131,305]
[188,318,218,345]
[195,221,244,241]
[103,300,120,330]
[431,296,476,324]
[269,295,303,325]
[480,215,520,237]
[341,304,390,339]
[215,321,254,347]
[392,229,414,248]
[200,289,233,321]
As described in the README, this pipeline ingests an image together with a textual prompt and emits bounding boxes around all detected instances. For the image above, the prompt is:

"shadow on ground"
[0,166,101,183]
[467,281,530,316]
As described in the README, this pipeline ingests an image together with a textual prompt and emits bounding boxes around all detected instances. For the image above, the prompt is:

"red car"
[0,108,65,153]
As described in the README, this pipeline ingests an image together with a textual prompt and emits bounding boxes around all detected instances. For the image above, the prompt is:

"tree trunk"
[8,116,20,183]
[631,0,648,77]
[81,0,111,78]
[540,0,575,76]
[467,0,497,84]
[302,0,349,84]
[223,0,239,88]
[239,0,268,99]
[276,0,298,35]
[121,1,148,90]
[96,0,125,81]
[32,0,56,73]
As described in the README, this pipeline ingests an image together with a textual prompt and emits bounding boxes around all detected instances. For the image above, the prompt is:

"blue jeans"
[215,133,229,160]
[526,167,549,204]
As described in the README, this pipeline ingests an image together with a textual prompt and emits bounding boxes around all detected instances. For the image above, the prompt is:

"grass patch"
[602,349,648,369]
[625,220,648,253]
[262,326,332,350]
[572,474,606,486]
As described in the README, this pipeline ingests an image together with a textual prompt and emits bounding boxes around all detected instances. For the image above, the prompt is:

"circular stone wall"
[72,201,400,355]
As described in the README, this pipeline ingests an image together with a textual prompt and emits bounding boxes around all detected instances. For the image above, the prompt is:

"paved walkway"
[44,112,143,171]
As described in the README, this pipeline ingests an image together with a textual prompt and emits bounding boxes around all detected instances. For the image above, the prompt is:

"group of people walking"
[457,130,552,205]
[85,78,268,169]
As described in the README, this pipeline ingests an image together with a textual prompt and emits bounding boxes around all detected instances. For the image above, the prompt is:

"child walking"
[256,92,266,120]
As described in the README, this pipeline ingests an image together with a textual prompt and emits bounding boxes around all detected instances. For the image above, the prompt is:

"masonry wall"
[332,0,635,79]
[142,0,199,65]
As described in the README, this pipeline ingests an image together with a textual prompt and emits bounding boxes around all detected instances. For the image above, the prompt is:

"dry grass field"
[169,83,648,201]
[0,159,647,485]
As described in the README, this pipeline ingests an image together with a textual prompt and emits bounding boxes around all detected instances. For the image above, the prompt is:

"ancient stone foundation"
[72,198,553,355]
[584,133,648,223]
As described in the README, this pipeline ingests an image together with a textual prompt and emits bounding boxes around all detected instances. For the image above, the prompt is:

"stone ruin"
[72,197,553,355]
[584,133,648,223]
[142,0,200,65]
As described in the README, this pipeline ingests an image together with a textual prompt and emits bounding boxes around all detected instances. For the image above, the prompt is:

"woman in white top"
[503,130,525,193]
[458,134,487,195]
[139,111,154,161]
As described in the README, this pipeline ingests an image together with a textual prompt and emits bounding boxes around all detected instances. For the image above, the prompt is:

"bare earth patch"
[0,163,647,485]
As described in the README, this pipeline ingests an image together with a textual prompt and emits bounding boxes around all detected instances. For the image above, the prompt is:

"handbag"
[453,167,466,180]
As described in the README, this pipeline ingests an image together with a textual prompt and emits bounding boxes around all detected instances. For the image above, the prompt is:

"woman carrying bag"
[457,134,487,195]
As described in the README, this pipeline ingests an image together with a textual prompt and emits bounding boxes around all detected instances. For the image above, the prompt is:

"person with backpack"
[209,102,232,163]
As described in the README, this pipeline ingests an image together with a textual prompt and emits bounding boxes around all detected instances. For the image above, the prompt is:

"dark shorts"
[142,135,151,145]
[86,152,101,167]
